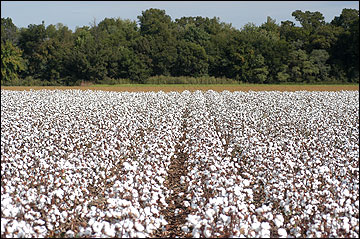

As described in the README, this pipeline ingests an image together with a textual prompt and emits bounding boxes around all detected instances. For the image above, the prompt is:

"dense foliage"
[1,8,359,85]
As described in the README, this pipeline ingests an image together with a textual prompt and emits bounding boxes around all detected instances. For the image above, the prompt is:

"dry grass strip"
[1,84,359,92]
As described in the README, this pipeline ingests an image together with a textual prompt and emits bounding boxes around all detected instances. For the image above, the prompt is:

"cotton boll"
[180,176,186,184]
[136,232,147,238]
[106,211,113,218]
[99,211,105,218]
[39,195,47,204]
[274,215,284,227]
[35,219,45,225]
[54,188,64,199]
[123,220,134,230]
[187,214,201,226]
[284,204,290,214]
[156,176,165,184]
[146,223,157,234]
[146,170,152,177]
[104,222,116,237]
[34,225,47,235]
[204,228,212,237]
[260,229,271,238]
[2,208,13,218]
[88,218,95,226]
[7,221,19,234]
[1,219,9,233]
[62,211,68,219]
[209,165,217,172]
[151,206,159,215]
[83,227,92,236]
[234,186,242,196]
[130,206,140,218]
[255,207,264,214]
[223,207,230,214]
[252,221,261,232]
[65,230,75,237]
[123,162,132,171]
[144,207,151,216]
[135,222,145,232]
[261,222,271,231]
[205,208,216,219]
[191,202,198,209]
[278,228,287,238]
[342,217,351,233]
[192,228,201,238]
[220,214,230,223]
[343,189,350,197]
[92,221,103,233]
[182,226,190,233]
[243,179,250,187]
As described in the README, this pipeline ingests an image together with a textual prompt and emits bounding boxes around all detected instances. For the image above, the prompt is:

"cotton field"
[1,89,359,238]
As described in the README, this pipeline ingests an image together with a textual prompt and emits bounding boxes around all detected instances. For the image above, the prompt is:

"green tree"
[97,18,139,48]
[260,16,280,34]
[1,17,19,45]
[35,24,74,84]
[18,22,46,56]
[173,40,208,77]
[1,41,26,85]
[330,8,359,82]
[202,21,237,78]
[292,10,325,32]
[309,49,331,82]
[291,10,327,53]
[286,49,321,83]
[17,22,74,85]
[247,53,269,83]
[96,17,150,82]
[176,22,210,46]
[309,24,342,51]
[238,22,290,83]
[331,8,359,30]
[137,8,177,76]
[64,26,108,84]
[17,22,47,80]
[4,7,358,85]
[277,65,291,83]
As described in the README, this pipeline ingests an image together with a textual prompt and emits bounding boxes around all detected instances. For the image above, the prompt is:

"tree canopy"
[1,8,359,85]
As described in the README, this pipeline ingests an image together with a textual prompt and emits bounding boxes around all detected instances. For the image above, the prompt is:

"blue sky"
[1,1,359,31]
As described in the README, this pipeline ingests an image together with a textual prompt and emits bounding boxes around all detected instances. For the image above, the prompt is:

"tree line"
[1,8,359,85]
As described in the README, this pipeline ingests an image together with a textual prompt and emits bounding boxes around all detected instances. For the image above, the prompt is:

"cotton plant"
[1,89,358,238]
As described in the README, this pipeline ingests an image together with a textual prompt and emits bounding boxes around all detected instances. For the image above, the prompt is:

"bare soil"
[153,108,192,238]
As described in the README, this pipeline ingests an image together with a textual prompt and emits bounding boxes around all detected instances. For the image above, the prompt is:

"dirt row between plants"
[152,108,193,238]
[1,84,359,92]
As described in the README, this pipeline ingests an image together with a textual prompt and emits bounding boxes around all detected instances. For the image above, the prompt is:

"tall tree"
[173,40,208,77]
[292,10,325,32]
[1,17,19,45]
[1,41,26,85]
[137,8,177,76]
[309,49,331,82]
[291,10,326,52]
[330,9,359,82]
[17,22,47,79]
[64,26,107,84]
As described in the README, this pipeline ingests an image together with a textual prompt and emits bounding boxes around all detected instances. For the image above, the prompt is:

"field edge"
[1,84,359,92]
